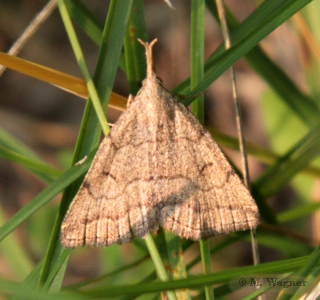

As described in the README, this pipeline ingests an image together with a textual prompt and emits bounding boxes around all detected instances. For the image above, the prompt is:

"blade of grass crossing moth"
[64,0,133,165]
[37,0,134,289]
[190,0,214,299]
[38,0,107,289]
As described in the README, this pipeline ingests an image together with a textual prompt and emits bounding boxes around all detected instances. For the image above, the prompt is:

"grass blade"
[190,0,213,299]
[175,0,317,127]
[37,0,134,289]
[0,150,94,243]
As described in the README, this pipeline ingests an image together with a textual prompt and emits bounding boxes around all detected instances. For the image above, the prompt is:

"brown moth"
[61,39,259,248]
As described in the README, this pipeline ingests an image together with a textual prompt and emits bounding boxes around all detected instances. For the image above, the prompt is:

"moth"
[61,39,259,248]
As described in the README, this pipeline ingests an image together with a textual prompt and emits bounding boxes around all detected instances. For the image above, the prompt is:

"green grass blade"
[164,231,190,299]
[203,0,320,127]
[277,244,320,300]
[0,207,34,280]
[0,127,43,161]
[187,235,244,271]
[38,0,134,288]
[64,0,127,71]
[278,202,320,223]
[58,0,109,136]
[62,255,149,291]
[119,271,157,300]
[44,249,70,292]
[0,127,59,182]
[290,266,320,300]
[124,0,148,95]
[76,255,318,297]
[145,234,178,300]
[0,278,87,300]
[190,0,213,299]
[248,125,320,224]
[189,0,314,95]
[209,128,320,179]
[256,231,314,258]
[187,218,316,275]
[254,125,320,199]
[190,0,205,123]
[241,274,290,300]
[10,259,43,300]
[174,0,318,127]
[64,0,103,45]
[0,145,61,182]
[0,149,93,243]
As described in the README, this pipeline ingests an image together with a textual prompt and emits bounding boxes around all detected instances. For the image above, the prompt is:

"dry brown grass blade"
[0,51,127,111]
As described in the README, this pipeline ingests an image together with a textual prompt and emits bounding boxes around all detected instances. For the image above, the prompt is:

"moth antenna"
[138,38,158,80]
